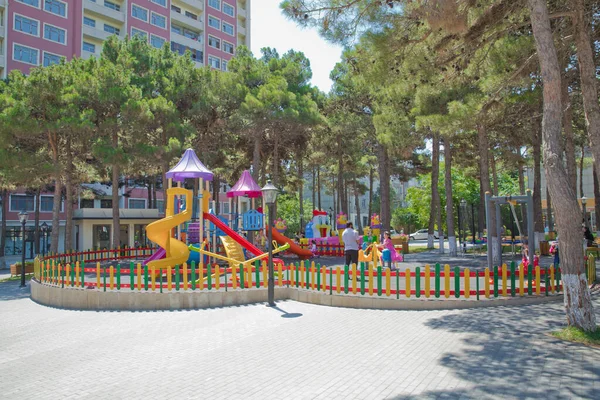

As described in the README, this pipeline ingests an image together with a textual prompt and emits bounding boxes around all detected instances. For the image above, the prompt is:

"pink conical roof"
[166,149,213,181]
[227,170,262,198]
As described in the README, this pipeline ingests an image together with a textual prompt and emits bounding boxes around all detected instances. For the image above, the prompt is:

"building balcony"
[238,25,246,36]
[83,0,126,24]
[83,25,124,42]
[81,49,101,60]
[0,24,5,38]
[0,0,6,9]
[0,54,5,68]
[238,7,247,18]
[178,0,203,12]
[171,32,204,52]
[170,10,203,31]
[73,208,161,220]
[194,60,204,68]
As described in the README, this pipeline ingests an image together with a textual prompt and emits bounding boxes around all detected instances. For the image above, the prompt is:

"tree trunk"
[518,162,528,230]
[272,133,279,186]
[298,154,304,229]
[147,179,152,208]
[64,137,74,252]
[332,178,336,216]
[428,134,440,249]
[252,131,262,182]
[111,131,120,250]
[152,176,158,209]
[528,0,596,331]
[477,122,498,262]
[378,143,391,235]
[34,188,40,255]
[311,167,316,209]
[562,72,577,195]
[354,176,362,233]
[478,180,485,238]
[317,167,321,209]
[368,167,374,218]
[0,189,7,267]
[546,187,554,234]
[532,120,545,248]
[444,138,457,255]
[50,179,62,253]
[579,144,585,198]
[594,165,600,233]
[572,0,600,184]
[337,140,346,214]
[491,152,499,196]
[213,175,220,215]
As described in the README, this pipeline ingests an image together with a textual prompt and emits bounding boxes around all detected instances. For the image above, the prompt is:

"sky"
[250,0,344,93]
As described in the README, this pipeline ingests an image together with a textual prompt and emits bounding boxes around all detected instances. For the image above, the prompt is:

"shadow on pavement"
[0,280,31,301]
[390,299,600,399]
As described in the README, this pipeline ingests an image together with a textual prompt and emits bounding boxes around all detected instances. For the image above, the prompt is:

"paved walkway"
[0,281,599,399]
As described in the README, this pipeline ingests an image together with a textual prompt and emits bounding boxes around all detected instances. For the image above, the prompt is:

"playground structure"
[143,149,291,280]
[485,191,535,269]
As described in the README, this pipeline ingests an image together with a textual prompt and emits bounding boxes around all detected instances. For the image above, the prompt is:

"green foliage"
[275,194,314,237]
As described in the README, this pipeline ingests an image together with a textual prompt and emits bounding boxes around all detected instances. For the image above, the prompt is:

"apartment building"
[0,0,252,78]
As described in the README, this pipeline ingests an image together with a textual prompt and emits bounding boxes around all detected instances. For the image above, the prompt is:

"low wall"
[31,280,564,312]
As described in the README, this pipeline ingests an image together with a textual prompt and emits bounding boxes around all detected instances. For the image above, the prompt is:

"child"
[380,231,403,270]
[310,240,320,258]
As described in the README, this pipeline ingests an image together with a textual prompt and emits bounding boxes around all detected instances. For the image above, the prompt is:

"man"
[342,222,360,266]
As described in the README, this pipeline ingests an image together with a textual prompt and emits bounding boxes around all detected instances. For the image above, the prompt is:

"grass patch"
[408,247,435,254]
[0,274,33,283]
[551,326,600,348]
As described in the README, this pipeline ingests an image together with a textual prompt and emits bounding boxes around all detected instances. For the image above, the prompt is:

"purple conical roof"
[227,170,262,198]
[166,149,213,182]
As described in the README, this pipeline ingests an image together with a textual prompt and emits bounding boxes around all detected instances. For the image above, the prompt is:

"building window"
[131,4,148,22]
[208,56,220,69]
[208,0,221,11]
[14,15,39,36]
[129,199,146,209]
[104,1,120,12]
[223,41,234,54]
[150,35,166,49]
[151,13,166,29]
[43,52,62,67]
[170,42,203,62]
[83,42,96,53]
[131,28,147,40]
[44,0,67,17]
[185,11,198,20]
[83,17,96,28]
[183,28,200,41]
[40,196,55,212]
[208,16,220,29]
[92,225,111,249]
[222,22,234,35]
[156,200,165,213]
[100,199,112,209]
[223,3,234,17]
[171,5,181,13]
[151,0,167,7]
[10,195,35,212]
[13,44,39,66]
[171,25,182,35]
[80,199,94,209]
[104,24,120,36]
[208,35,220,49]
[44,24,66,44]
[221,60,228,71]
[16,0,40,7]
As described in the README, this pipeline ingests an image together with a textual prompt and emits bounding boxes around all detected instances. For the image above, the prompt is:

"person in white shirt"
[342,222,360,266]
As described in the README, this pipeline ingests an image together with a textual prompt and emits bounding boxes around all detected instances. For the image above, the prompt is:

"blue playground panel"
[187,244,209,265]
[207,215,229,236]
[243,209,263,231]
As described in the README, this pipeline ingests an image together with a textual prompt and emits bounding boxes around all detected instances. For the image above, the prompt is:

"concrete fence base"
[30,280,564,312]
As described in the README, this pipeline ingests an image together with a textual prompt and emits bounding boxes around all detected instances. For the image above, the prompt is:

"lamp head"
[261,180,279,206]
[460,199,466,206]
[18,210,29,225]
[41,222,48,232]
[582,196,587,206]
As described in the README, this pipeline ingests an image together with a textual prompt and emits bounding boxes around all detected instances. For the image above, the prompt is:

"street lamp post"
[18,211,29,288]
[41,222,48,255]
[261,180,279,307]
[582,196,587,227]
[456,203,462,250]
[471,202,476,243]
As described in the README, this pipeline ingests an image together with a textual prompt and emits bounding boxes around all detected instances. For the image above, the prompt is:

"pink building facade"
[0,0,251,78]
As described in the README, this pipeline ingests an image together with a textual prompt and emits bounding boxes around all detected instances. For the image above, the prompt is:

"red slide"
[271,228,313,260]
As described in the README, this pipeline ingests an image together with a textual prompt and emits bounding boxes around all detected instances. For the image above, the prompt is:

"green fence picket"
[239,263,244,289]
[377,266,382,296]
[527,265,533,295]
[435,263,440,298]
[329,267,333,295]
[144,265,148,291]
[296,262,300,288]
[545,267,549,296]
[255,260,260,288]
[397,268,401,299]
[159,269,163,293]
[344,265,349,294]
[207,264,212,290]
[286,264,290,288]
[415,267,420,298]
[454,267,460,298]
[176,266,180,291]
[476,272,480,300]
[70,263,75,287]
[510,262,516,297]
[317,263,321,291]
[129,262,134,291]
[360,262,365,295]
[116,264,121,290]
[493,266,498,298]
[306,261,310,290]
[191,261,196,290]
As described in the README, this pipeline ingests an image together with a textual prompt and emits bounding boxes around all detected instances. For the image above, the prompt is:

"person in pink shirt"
[380,231,403,269]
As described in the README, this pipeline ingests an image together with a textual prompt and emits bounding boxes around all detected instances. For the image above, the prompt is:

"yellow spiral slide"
[146,187,193,275]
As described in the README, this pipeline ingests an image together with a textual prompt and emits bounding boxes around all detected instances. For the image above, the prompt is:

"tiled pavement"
[0,280,599,399]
